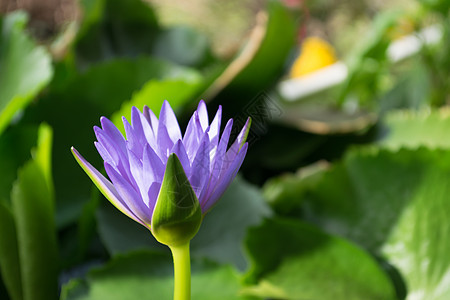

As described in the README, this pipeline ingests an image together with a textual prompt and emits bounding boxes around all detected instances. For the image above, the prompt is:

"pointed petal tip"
[99,116,108,125]
[161,100,171,113]
[197,99,207,110]
[71,146,82,157]
[245,117,252,127]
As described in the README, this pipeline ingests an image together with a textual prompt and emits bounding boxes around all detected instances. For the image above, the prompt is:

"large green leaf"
[96,176,271,270]
[0,202,22,300]
[300,147,450,299]
[0,125,39,203]
[243,218,397,300]
[152,26,215,68]
[378,108,450,150]
[0,12,53,135]
[10,124,58,300]
[61,251,252,300]
[0,124,53,300]
[75,0,215,70]
[75,0,159,68]
[262,161,328,215]
[378,62,432,113]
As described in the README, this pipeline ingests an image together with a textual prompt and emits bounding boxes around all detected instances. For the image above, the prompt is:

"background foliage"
[0,0,449,299]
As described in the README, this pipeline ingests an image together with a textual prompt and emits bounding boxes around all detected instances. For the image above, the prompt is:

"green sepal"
[151,154,202,247]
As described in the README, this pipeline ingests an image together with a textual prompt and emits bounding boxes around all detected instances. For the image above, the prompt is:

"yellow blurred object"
[290,37,338,78]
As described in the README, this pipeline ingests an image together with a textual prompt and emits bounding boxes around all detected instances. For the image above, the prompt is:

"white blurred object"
[387,25,442,62]
[279,25,443,101]
[279,62,348,101]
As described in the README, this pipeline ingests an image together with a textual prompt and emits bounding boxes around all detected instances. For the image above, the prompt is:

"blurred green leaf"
[0,125,39,203]
[97,176,271,270]
[262,161,328,215]
[191,176,272,270]
[229,0,296,90]
[208,0,296,113]
[75,0,159,68]
[243,218,397,300]
[378,62,432,113]
[378,108,450,150]
[301,147,450,299]
[337,11,400,106]
[0,124,48,300]
[61,251,252,300]
[153,26,215,68]
[0,12,53,135]
[75,0,216,70]
[11,124,58,300]
[381,159,450,299]
[0,202,22,300]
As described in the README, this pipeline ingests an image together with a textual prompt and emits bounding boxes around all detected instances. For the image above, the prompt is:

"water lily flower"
[71,100,250,231]
[72,100,250,300]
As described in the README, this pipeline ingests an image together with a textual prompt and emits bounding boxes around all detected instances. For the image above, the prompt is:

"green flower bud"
[151,154,202,247]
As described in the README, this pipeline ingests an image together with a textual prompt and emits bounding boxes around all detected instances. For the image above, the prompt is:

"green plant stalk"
[169,242,191,300]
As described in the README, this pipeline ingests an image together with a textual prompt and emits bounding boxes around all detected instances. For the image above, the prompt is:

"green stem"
[169,242,191,300]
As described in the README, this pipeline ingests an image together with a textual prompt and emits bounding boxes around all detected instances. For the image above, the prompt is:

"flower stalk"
[170,242,191,300]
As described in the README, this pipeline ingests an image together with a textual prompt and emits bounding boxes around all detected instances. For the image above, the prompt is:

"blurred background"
[0,0,449,299]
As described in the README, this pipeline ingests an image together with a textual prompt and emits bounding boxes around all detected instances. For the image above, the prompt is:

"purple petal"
[105,162,152,225]
[143,144,165,183]
[159,100,182,143]
[202,142,248,212]
[183,112,204,161]
[130,107,150,155]
[123,117,144,158]
[143,105,159,135]
[94,126,120,164]
[71,147,144,225]
[189,131,210,199]
[100,117,127,154]
[127,148,150,206]
[211,119,233,178]
[208,106,222,166]
[148,182,161,216]
[209,105,222,147]
[170,140,191,176]
[137,107,158,151]
[222,117,251,172]
[197,100,209,131]
[94,127,133,182]
[94,141,115,167]
[156,121,175,160]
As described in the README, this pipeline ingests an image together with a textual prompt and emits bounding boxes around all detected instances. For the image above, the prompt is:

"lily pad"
[243,218,397,300]
[378,108,450,150]
[301,147,450,299]
[0,12,53,135]
[61,251,252,300]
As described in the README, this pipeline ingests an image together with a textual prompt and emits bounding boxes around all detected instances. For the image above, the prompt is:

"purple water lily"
[72,100,250,228]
